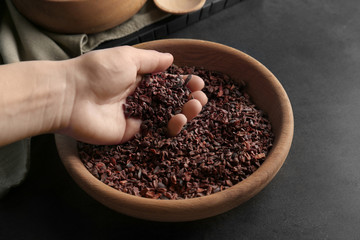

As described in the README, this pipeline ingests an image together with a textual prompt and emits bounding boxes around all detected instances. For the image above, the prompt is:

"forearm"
[0,47,176,147]
[0,60,74,146]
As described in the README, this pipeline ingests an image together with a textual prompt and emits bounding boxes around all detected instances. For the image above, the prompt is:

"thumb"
[132,48,174,74]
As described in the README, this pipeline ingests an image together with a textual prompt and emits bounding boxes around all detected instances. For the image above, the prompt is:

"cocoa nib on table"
[78,65,274,200]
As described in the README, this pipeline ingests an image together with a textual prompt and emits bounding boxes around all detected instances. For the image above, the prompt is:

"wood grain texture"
[55,39,294,222]
[154,0,206,15]
[11,0,147,34]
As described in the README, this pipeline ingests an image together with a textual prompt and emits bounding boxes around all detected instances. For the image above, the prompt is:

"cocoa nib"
[78,65,274,200]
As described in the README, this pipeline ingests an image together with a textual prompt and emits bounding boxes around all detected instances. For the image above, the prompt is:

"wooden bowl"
[11,0,147,34]
[55,39,294,222]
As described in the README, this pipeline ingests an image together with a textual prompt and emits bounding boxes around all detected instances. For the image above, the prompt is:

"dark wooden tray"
[97,0,242,48]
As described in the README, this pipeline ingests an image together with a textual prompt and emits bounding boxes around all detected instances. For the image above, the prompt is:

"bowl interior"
[55,39,293,222]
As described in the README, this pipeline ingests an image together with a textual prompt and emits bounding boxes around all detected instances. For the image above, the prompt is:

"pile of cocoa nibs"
[78,65,274,200]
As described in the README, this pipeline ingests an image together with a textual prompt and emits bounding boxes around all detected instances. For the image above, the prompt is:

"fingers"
[131,48,174,74]
[180,74,207,121]
[189,91,208,106]
[182,99,203,121]
[167,113,187,137]
[167,75,208,137]
[183,75,205,92]
[167,98,204,137]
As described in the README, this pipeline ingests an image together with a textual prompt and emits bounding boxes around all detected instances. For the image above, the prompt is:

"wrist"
[23,60,76,135]
[51,59,77,135]
[0,60,74,145]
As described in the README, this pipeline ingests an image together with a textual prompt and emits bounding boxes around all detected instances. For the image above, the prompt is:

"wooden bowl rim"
[55,38,294,220]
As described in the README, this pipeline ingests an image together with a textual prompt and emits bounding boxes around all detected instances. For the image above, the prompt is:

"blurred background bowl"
[11,0,147,34]
[55,39,294,222]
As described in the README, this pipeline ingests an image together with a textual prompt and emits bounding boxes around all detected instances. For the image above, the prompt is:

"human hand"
[58,46,206,145]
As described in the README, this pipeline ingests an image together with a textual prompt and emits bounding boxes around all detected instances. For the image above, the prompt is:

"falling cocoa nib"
[78,65,274,200]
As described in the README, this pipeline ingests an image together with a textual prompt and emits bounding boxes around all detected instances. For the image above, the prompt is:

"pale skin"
[0,46,206,147]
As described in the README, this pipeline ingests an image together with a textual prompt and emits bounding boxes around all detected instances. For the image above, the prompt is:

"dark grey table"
[1,0,360,239]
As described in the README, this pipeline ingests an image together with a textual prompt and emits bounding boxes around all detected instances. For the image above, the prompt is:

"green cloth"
[0,0,169,197]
